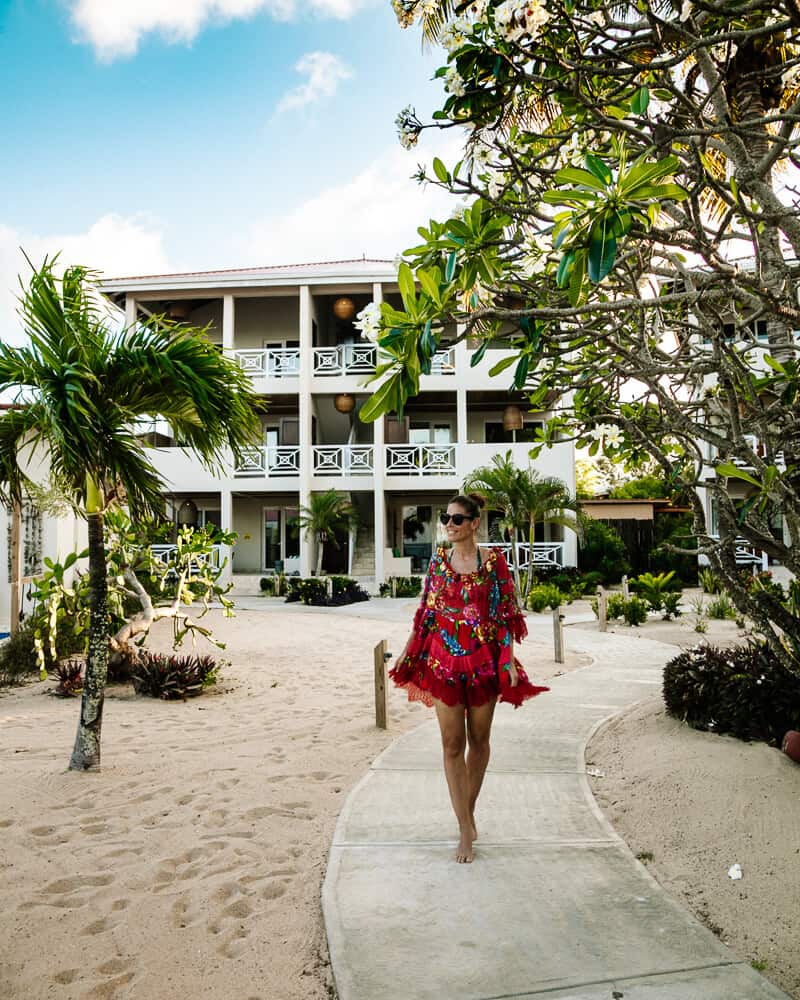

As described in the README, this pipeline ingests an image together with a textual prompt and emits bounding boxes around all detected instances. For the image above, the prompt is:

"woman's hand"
[508,645,519,687]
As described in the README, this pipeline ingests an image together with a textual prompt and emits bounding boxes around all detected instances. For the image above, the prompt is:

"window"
[485,421,543,443]
[409,422,452,444]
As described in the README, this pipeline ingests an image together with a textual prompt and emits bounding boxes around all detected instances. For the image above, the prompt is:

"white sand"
[0,602,568,1000]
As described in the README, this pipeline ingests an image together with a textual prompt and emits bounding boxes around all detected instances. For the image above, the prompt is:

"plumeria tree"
[358,0,800,670]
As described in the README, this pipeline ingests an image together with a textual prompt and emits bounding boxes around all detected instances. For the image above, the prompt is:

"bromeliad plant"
[0,258,261,770]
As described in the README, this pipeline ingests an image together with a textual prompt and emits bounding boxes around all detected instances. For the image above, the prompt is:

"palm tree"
[293,489,359,577]
[0,258,262,771]
[463,450,526,594]
[464,451,581,600]
[516,473,581,600]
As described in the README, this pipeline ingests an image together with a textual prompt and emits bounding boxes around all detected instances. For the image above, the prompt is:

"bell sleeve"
[491,550,528,643]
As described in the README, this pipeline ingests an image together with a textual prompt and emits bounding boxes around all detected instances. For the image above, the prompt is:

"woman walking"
[390,493,548,863]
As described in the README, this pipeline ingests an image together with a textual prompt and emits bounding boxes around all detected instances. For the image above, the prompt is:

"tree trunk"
[315,539,324,577]
[509,524,522,596]
[525,518,536,601]
[69,507,109,771]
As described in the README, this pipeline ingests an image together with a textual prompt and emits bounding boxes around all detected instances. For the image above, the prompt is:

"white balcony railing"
[235,446,301,478]
[313,344,377,376]
[429,347,456,374]
[386,444,457,476]
[232,348,300,378]
[313,445,374,476]
[150,544,222,575]
[478,542,564,569]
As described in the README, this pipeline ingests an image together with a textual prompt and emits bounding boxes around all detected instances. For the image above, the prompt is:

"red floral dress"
[390,546,549,709]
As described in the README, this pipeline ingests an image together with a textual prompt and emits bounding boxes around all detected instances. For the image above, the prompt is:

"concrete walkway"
[322,618,789,1000]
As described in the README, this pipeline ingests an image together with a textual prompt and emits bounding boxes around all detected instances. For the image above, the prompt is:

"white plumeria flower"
[679,0,691,21]
[444,65,467,96]
[441,16,472,53]
[604,426,622,447]
[486,169,504,199]
[419,0,438,14]
[590,424,609,441]
[354,302,382,344]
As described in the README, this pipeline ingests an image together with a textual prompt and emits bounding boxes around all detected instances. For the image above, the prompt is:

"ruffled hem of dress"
[390,663,549,710]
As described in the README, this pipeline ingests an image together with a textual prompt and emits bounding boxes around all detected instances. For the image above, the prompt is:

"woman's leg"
[433,698,473,863]
[466,698,497,837]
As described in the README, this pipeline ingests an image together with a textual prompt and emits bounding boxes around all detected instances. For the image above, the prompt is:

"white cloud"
[241,135,464,265]
[69,0,374,60]
[276,51,352,113]
[0,214,171,347]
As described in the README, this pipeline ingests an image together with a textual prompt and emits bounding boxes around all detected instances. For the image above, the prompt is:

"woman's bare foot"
[456,828,474,863]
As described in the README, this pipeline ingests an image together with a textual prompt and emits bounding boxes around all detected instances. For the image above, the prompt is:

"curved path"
[323,619,789,1000]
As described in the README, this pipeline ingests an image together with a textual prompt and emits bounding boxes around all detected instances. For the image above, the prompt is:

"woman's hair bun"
[467,492,486,509]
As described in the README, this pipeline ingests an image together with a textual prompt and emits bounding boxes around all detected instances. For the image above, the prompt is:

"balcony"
[478,542,564,568]
[313,344,376,377]
[386,444,457,476]
[150,544,223,575]
[232,348,300,379]
[235,446,300,478]
[313,445,374,476]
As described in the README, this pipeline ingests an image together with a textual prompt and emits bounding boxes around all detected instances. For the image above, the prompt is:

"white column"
[299,286,313,576]
[125,295,136,327]
[371,282,386,585]
[223,295,235,351]
[220,489,233,585]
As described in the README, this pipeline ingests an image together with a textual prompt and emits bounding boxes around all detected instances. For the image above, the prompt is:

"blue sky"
[0,0,458,340]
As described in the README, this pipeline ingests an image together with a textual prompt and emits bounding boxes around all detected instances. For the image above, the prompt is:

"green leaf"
[631,86,650,115]
[584,153,613,185]
[554,166,608,191]
[416,268,441,305]
[715,462,761,487]
[470,339,489,367]
[588,218,617,283]
[513,354,530,389]
[397,263,416,309]
[445,250,457,282]
[359,373,401,423]
[432,157,449,183]
[556,251,575,288]
[488,355,517,377]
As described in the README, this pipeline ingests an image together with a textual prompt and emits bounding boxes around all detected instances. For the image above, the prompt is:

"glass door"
[264,508,282,570]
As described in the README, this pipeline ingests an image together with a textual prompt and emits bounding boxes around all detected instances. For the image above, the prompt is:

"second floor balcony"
[231,345,457,381]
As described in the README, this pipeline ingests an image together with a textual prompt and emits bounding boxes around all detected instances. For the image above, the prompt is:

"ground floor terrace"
[162,488,579,588]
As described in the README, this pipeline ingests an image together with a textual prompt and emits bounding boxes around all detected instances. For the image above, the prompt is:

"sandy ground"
[0,601,572,1000]
[585,605,800,999]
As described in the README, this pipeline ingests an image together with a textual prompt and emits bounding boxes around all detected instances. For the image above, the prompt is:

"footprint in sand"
[45,874,114,895]
[0,818,14,829]
[52,969,80,985]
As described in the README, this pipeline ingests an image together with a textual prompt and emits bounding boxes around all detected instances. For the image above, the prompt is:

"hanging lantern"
[334,393,356,414]
[177,499,198,527]
[502,404,524,432]
[332,296,356,322]
[168,302,191,322]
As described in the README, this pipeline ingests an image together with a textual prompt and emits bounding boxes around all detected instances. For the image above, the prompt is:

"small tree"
[293,489,359,576]
[0,258,261,770]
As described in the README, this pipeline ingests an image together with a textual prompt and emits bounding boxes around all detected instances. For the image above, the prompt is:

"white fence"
[313,344,377,376]
[385,444,457,476]
[150,544,222,575]
[235,446,301,478]
[232,348,301,378]
[478,542,564,569]
[313,445,374,475]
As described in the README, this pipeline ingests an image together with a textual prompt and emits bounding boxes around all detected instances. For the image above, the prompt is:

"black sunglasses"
[439,513,470,526]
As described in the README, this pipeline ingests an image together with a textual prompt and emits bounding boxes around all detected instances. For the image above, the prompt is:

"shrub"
[706,594,736,620]
[379,575,423,598]
[285,577,369,606]
[132,653,219,700]
[0,621,40,687]
[526,583,568,613]
[661,592,682,620]
[580,570,605,593]
[622,596,649,626]
[327,579,370,606]
[699,567,722,594]
[51,660,84,697]
[663,642,800,744]
[578,519,630,583]
[650,511,698,584]
[630,571,678,612]
[529,565,584,593]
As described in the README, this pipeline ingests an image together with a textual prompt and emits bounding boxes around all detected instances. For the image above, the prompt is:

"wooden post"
[391,577,397,598]
[622,574,629,599]
[9,499,21,635]
[597,587,608,633]
[373,639,388,729]
[552,606,565,664]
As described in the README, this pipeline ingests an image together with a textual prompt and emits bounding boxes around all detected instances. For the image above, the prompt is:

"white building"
[98,259,577,589]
